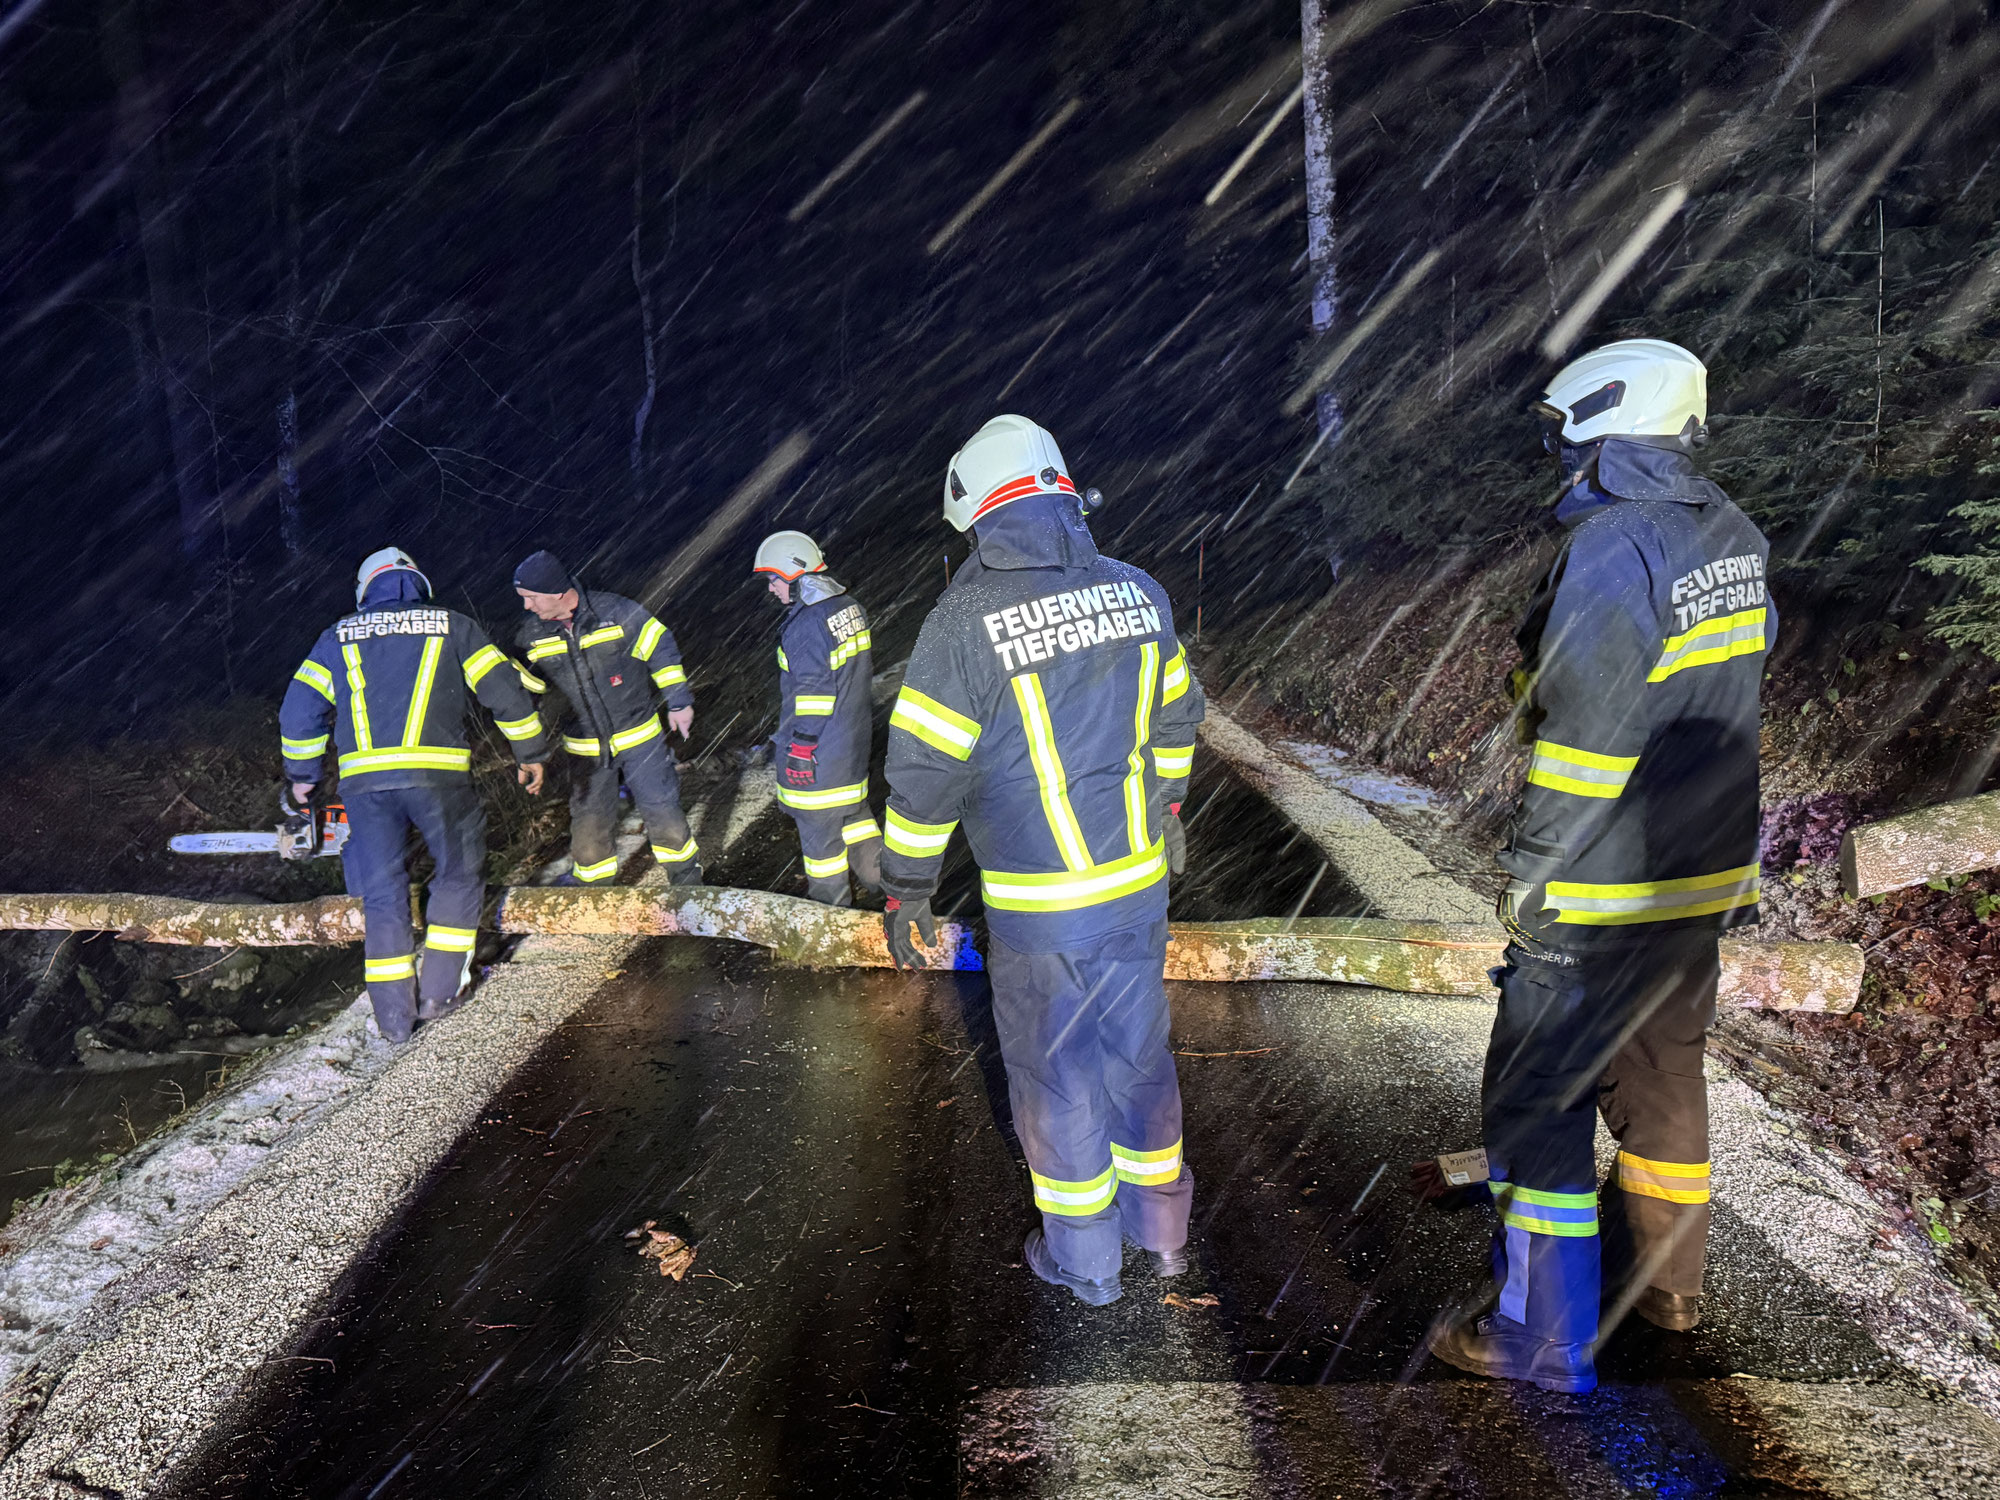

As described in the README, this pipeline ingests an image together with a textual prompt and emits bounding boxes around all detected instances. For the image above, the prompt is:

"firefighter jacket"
[1502,440,1775,950]
[774,573,873,808]
[516,590,691,767]
[281,597,550,790]
[880,495,1205,952]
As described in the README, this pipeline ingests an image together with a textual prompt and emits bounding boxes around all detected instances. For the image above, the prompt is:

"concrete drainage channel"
[0,705,1975,1498]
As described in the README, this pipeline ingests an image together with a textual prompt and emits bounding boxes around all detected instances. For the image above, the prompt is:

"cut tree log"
[0,888,1863,1011]
[1840,790,2000,898]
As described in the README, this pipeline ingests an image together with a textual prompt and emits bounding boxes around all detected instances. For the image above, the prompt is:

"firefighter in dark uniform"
[1429,340,1774,1393]
[281,547,549,1043]
[880,415,1205,1306]
[753,531,883,905]
[512,551,702,886]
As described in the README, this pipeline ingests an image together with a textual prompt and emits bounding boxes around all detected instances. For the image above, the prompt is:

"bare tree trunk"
[629,64,659,507]
[102,0,217,562]
[274,15,306,558]
[0,888,1863,1011]
[1300,0,1345,576]
[1301,0,1341,439]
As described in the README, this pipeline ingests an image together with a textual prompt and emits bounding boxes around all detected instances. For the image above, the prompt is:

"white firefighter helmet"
[752,530,826,580]
[1535,339,1708,453]
[941,414,1076,532]
[354,545,431,606]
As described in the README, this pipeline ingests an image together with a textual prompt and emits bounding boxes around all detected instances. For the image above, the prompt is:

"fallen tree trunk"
[1840,790,2000,898]
[0,888,1862,1010]
[0,892,367,946]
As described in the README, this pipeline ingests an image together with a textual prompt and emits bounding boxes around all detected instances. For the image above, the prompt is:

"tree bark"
[1300,0,1342,443]
[273,13,307,557]
[0,889,1863,1011]
[1840,789,2000,898]
[102,0,217,561]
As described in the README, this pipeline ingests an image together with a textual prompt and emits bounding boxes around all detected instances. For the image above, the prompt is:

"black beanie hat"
[513,550,573,595]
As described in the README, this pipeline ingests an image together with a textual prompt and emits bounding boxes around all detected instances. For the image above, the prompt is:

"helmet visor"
[1530,401,1567,457]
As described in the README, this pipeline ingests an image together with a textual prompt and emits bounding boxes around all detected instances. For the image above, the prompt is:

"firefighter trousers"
[342,782,487,1043]
[1481,931,1718,1344]
[987,917,1192,1285]
[570,732,699,884]
[787,801,882,905]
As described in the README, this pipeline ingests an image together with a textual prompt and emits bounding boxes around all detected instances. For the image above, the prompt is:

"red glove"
[784,741,818,787]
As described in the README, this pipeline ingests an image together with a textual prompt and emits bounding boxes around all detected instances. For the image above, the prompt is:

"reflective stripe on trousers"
[986,918,1190,1285]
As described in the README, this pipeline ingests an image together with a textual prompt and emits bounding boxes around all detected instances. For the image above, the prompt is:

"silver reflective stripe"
[1649,608,1766,682]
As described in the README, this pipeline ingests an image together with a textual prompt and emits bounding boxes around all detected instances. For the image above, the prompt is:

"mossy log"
[0,888,1861,1010]
[0,892,368,946]
[1840,790,2000,898]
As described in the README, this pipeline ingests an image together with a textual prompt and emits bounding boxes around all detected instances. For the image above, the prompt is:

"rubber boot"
[1633,1287,1702,1331]
[1024,1229,1121,1306]
[1427,1308,1596,1393]
[1125,1234,1188,1277]
[669,862,705,888]
[368,980,417,1044]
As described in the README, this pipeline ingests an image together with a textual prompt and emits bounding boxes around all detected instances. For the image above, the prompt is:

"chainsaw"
[169,786,351,860]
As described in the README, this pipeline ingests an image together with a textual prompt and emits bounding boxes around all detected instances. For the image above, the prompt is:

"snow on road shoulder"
[1272,738,1441,813]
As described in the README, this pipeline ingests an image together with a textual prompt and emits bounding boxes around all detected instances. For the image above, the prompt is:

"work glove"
[784,740,819,787]
[883,897,937,971]
[1163,802,1187,876]
[1497,878,1534,941]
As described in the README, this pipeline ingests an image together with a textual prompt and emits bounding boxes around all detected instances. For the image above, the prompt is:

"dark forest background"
[2,0,1999,753]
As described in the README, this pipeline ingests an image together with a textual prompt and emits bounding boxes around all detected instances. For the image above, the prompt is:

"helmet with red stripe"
[353,546,431,607]
[941,414,1076,533]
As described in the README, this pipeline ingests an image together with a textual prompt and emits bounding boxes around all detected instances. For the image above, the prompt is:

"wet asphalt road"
[177,933,1917,1499]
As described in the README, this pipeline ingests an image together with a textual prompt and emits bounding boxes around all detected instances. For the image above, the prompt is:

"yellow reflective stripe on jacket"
[803,849,850,879]
[518,665,548,694]
[567,719,664,757]
[281,734,329,760]
[1029,1163,1117,1216]
[1526,739,1638,800]
[776,645,788,671]
[1110,1137,1181,1186]
[364,954,415,983]
[633,618,666,661]
[652,663,687,688]
[1122,642,1160,856]
[981,839,1167,913]
[1490,1180,1598,1237]
[402,636,444,747]
[841,816,881,845]
[341,644,373,750]
[293,658,336,702]
[884,809,955,857]
[1161,646,1190,704]
[573,855,618,883]
[1649,607,1766,682]
[424,924,477,954]
[1616,1150,1711,1205]
[338,747,473,776]
[652,836,698,864]
[580,624,624,649]
[462,643,506,690]
[775,778,869,810]
[1012,673,1092,872]
[1544,863,1760,926]
[495,711,543,742]
[611,718,662,753]
[889,686,980,760]
[1151,744,1193,779]
[829,630,871,670]
[795,694,836,716]
[526,637,568,662]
